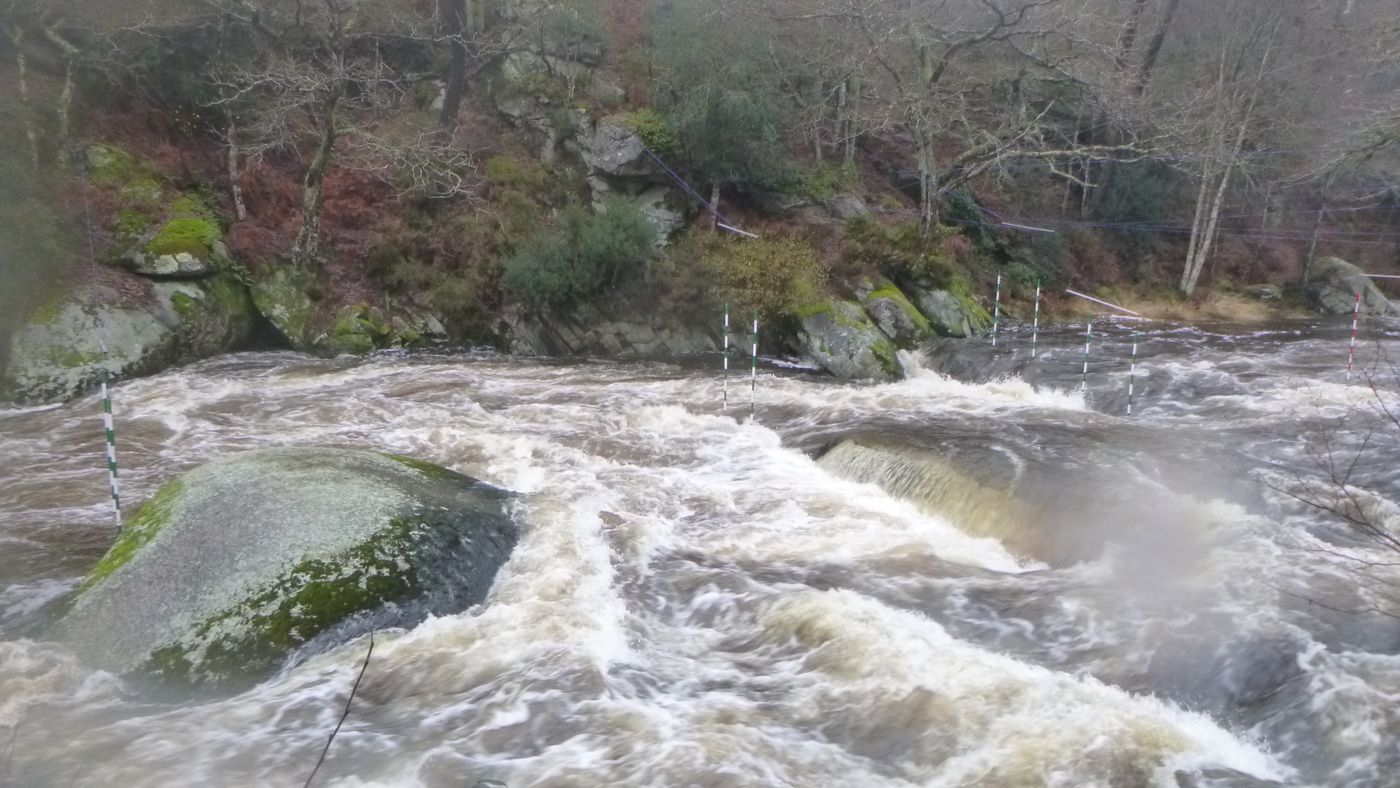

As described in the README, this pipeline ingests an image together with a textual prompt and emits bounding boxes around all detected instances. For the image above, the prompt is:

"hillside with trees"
[2,0,1399,398]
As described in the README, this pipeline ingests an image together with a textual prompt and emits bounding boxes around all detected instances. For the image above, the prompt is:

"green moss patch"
[871,338,902,378]
[148,217,222,260]
[80,479,185,594]
[389,455,469,483]
[145,516,419,684]
[868,284,933,336]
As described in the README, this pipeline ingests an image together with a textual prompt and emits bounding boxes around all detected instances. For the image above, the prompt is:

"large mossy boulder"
[249,264,319,349]
[2,271,259,404]
[54,448,518,689]
[1307,257,1397,317]
[855,278,932,348]
[798,300,902,381]
[909,285,992,338]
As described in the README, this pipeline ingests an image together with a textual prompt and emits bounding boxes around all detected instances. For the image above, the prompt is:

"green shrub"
[699,234,829,319]
[169,194,218,222]
[503,197,657,311]
[801,161,857,201]
[114,209,154,240]
[843,216,956,286]
[148,217,222,259]
[621,109,680,158]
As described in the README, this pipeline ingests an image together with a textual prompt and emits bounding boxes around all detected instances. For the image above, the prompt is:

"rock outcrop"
[908,284,992,338]
[856,278,933,347]
[505,302,717,358]
[798,300,902,381]
[1306,257,1397,317]
[54,448,518,689]
[2,271,259,404]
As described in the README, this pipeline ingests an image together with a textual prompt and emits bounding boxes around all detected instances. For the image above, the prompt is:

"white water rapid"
[2,320,1398,787]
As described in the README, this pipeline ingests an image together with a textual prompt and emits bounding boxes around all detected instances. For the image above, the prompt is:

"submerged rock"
[1306,257,1396,317]
[798,300,902,381]
[54,448,518,689]
[2,271,258,404]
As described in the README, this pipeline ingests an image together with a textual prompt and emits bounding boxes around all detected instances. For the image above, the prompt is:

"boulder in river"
[2,270,259,405]
[1307,257,1397,317]
[855,278,933,348]
[798,300,902,381]
[54,448,519,689]
[908,284,991,338]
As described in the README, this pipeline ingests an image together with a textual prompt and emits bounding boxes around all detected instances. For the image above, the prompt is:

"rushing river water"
[2,319,1398,787]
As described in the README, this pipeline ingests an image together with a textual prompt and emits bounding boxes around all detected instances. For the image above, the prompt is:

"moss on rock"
[80,479,184,594]
[148,217,222,260]
[54,448,519,689]
[145,516,418,683]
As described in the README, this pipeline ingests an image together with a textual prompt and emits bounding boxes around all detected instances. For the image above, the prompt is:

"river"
[1,319,1398,787]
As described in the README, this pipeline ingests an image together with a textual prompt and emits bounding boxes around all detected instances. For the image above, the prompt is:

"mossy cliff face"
[1,271,259,404]
[53,448,519,690]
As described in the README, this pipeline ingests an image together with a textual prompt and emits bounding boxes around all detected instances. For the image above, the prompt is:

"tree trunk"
[1184,159,1235,295]
[1115,0,1151,74]
[842,73,859,169]
[709,183,721,231]
[42,25,79,148]
[438,0,470,132]
[1135,0,1183,96]
[8,27,41,169]
[1181,161,1216,293]
[226,110,248,222]
[913,121,938,236]
[293,99,340,263]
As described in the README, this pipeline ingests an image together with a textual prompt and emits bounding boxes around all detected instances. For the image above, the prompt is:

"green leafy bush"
[843,216,956,286]
[698,234,828,319]
[621,109,680,158]
[646,3,793,190]
[503,197,657,311]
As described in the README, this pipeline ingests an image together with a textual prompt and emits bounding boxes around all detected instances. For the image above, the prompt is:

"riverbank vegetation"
[2,0,1398,357]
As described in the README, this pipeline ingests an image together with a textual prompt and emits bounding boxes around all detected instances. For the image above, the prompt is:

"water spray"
[750,311,759,424]
[1031,286,1041,359]
[991,273,1002,347]
[1346,291,1361,381]
[722,303,730,412]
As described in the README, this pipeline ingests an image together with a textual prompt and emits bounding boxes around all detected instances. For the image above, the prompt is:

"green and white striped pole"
[749,311,758,424]
[1080,319,1093,392]
[99,367,122,532]
[1127,330,1139,417]
[991,273,1002,347]
[1030,286,1041,359]
[722,303,730,412]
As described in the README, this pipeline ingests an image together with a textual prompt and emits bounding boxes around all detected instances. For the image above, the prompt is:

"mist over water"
[2,320,1398,787]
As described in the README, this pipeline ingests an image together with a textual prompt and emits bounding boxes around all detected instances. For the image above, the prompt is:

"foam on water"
[0,340,1395,785]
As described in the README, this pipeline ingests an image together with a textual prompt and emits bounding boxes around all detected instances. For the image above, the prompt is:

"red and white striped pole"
[1346,291,1361,381]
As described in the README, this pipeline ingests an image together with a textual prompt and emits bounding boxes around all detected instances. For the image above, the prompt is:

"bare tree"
[212,0,477,263]
[813,0,1145,234]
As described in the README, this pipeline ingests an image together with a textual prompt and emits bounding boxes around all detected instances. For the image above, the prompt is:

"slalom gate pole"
[1128,331,1139,417]
[722,303,730,411]
[1031,286,1041,359]
[1081,319,1093,391]
[750,312,758,423]
[99,367,122,532]
[1347,291,1360,381]
[991,273,1002,347]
